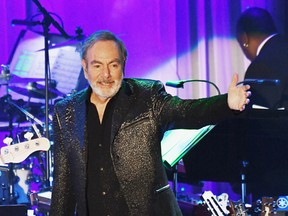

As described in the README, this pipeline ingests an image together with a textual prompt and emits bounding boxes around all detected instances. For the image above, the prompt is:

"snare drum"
[0,166,9,204]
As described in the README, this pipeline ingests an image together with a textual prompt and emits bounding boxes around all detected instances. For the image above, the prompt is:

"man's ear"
[238,32,248,46]
[242,32,249,45]
[81,59,88,79]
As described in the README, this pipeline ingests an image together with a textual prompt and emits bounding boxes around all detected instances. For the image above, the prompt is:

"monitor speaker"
[0,204,27,216]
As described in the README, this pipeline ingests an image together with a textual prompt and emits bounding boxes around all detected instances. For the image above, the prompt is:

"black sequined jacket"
[50,78,234,216]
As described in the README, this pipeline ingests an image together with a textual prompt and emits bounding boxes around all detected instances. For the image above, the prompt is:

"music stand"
[161,125,215,197]
[161,125,215,168]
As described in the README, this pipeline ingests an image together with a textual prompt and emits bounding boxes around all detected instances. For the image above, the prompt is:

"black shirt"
[86,91,129,216]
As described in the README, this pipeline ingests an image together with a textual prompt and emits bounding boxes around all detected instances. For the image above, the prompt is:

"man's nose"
[102,65,111,78]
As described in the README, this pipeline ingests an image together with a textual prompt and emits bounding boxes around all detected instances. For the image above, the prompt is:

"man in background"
[236,7,288,109]
[236,7,288,201]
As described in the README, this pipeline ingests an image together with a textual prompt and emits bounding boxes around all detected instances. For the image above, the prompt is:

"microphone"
[165,79,221,95]
[12,19,41,26]
[32,0,70,38]
[165,81,184,88]
[237,79,280,86]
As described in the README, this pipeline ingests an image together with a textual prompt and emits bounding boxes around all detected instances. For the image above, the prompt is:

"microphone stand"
[31,0,69,189]
[172,163,178,198]
[165,79,221,200]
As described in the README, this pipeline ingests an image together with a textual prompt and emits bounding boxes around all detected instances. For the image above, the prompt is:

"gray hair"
[80,30,128,63]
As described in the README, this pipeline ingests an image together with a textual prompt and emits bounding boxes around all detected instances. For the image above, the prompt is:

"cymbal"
[37,35,86,52]
[0,73,45,85]
[9,82,65,99]
[37,36,84,52]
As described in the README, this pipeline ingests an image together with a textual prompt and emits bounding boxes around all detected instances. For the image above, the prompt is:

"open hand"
[228,74,251,111]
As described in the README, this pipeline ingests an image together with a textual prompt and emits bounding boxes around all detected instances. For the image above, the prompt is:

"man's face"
[82,40,124,100]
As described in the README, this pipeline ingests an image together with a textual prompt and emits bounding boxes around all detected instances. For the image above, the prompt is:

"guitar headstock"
[0,137,50,164]
[229,200,248,216]
[201,191,230,216]
[259,197,276,216]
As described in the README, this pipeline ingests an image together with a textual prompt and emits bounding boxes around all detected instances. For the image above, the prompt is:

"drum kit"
[2,1,86,205]
[0,63,64,205]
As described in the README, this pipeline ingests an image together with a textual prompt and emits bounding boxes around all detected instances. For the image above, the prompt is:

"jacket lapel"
[110,80,134,143]
[76,89,88,147]
[73,84,133,154]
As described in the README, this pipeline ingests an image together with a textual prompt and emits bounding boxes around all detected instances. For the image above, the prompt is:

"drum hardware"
[1,133,51,204]
[31,0,69,189]
[8,0,80,199]
[1,93,18,204]
[0,64,45,86]
[5,102,50,190]
[0,166,9,204]
[4,96,44,128]
[36,26,86,52]
[9,81,65,100]
[0,90,51,204]
[1,182,9,204]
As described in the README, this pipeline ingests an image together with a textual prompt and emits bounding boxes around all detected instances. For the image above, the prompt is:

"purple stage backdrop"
[2,0,286,99]
[0,0,287,206]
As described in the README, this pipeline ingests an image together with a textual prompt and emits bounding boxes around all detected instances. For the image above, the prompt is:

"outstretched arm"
[228,73,251,111]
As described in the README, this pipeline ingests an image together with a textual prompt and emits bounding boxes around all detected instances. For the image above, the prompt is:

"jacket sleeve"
[49,104,76,216]
[151,80,235,131]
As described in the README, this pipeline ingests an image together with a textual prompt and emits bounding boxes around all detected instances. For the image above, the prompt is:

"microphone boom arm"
[182,80,221,95]
[166,79,221,95]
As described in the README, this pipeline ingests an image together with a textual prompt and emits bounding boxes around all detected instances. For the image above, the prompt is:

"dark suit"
[243,35,288,199]
[49,78,234,216]
[244,34,288,109]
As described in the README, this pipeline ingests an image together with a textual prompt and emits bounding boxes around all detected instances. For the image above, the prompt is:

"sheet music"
[8,30,82,103]
[161,125,215,168]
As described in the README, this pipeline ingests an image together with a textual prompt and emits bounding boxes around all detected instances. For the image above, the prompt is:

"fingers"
[231,73,239,87]
[246,98,250,105]
[241,89,251,111]
[238,87,251,111]
[244,84,251,91]
[246,91,251,97]
[227,74,252,111]
[239,102,246,111]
